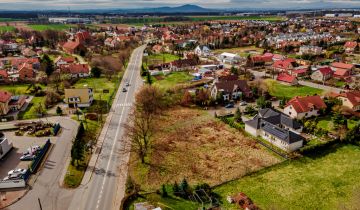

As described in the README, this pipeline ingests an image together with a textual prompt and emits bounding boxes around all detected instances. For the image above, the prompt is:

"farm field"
[265,79,324,99]
[213,46,264,57]
[189,15,286,22]
[129,107,282,192]
[214,144,360,210]
[28,24,73,31]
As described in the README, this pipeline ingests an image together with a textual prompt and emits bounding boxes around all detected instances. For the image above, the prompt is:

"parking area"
[0,132,55,180]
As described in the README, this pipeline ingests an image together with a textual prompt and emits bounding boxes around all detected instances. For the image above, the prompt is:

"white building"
[194,45,212,57]
[219,52,242,64]
[299,45,322,55]
[0,132,13,159]
[284,95,327,119]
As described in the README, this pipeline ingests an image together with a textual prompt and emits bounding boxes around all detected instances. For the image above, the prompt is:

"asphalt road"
[67,45,145,210]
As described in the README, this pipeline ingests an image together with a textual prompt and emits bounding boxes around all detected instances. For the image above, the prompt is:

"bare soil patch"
[129,107,281,191]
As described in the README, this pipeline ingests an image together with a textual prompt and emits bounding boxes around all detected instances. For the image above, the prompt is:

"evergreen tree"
[41,54,54,76]
[147,72,153,85]
[173,182,180,196]
[234,107,242,122]
[91,66,102,78]
[161,184,168,197]
[180,178,190,197]
[56,106,63,116]
[344,123,360,144]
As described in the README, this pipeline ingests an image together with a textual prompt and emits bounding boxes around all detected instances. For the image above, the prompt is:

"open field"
[145,53,181,66]
[152,72,193,90]
[129,107,282,192]
[189,16,286,22]
[28,24,73,31]
[214,144,360,210]
[0,25,15,32]
[213,46,264,57]
[265,79,324,99]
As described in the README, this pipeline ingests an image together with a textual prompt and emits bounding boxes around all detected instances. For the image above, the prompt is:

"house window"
[289,112,292,115]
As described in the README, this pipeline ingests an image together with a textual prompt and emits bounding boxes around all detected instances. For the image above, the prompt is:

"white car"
[239,101,247,106]
[23,145,41,155]
[8,169,27,176]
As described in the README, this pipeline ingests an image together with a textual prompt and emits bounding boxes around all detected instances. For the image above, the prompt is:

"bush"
[85,113,98,121]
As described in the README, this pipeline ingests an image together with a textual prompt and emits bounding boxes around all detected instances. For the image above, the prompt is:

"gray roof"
[261,121,304,144]
[245,108,304,144]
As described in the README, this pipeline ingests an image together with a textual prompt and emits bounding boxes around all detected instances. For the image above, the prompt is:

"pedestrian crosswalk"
[115,103,133,108]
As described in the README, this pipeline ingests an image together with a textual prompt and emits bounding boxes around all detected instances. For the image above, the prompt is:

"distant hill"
[111,4,217,14]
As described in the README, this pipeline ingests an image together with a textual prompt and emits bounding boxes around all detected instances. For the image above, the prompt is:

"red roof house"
[276,73,298,85]
[344,41,358,53]
[335,91,360,111]
[284,95,326,119]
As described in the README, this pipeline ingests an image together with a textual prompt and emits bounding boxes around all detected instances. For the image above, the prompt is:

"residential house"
[61,41,85,54]
[0,90,11,116]
[219,52,242,64]
[311,67,333,82]
[64,88,94,108]
[18,63,35,80]
[54,56,76,67]
[276,73,298,85]
[8,95,26,112]
[194,45,212,57]
[335,91,360,111]
[170,59,197,71]
[0,70,8,83]
[299,45,322,55]
[330,62,354,79]
[250,54,273,66]
[272,58,297,72]
[211,80,252,101]
[245,108,304,152]
[284,95,327,119]
[60,64,90,78]
[344,41,358,53]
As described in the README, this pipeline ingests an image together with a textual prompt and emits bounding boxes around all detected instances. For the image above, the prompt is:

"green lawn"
[348,119,359,130]
[265,79,324,99]
[317,116,334,132]
[0,26,15,32]
[145,53,180,66]
[64,118,100,188]
[153,72,193,90]
[74,76,118,102]
[28,24,73,31]
[214,144,360,210]
[18,97,46,120]
[213,46,263,57]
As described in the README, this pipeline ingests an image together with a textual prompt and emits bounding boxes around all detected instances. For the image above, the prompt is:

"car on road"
[20,154,35,161]
[126,82,130,86]
[225,103,235,108]
[240,101,247,106]
[122,88,127,92]
[8,168,27,176]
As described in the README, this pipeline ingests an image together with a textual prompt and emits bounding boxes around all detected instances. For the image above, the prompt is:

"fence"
[29,139,51,173]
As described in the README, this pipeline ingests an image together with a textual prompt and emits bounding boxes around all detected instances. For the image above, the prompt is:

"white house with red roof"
[284,95,327,119]
[0,90,12,116]
[311,66,333,82]
[54,56,76,67]
[334,91,360,111]
[330,62,354,80]
[60,64,90,78]
[272,58,297,72]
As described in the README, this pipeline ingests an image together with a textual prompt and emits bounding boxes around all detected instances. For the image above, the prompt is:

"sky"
[1,0,360,10]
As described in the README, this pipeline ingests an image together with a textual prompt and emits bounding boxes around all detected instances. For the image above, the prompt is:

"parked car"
[8,168,27,176]
[23,145,40,155]
[4,173,23,180]
[20,154,35,161]
[126,82,130,87]
[225,103,235,108]
[122,88,127,92]
[239,101,247,106]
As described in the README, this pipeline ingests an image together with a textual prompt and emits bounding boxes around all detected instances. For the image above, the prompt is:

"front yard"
[214,144,360,210]
[145,53,181,66]
[213,46,264,57]
[265,79,324,99]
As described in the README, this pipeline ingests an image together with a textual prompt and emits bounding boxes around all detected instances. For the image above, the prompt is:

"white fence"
[0,179,26,189]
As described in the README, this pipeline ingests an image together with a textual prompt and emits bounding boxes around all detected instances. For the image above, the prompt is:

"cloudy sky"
[0,0,360,10]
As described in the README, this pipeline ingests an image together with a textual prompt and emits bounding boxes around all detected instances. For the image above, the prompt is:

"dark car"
[225,103,235,108]
[122,88,127,92]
